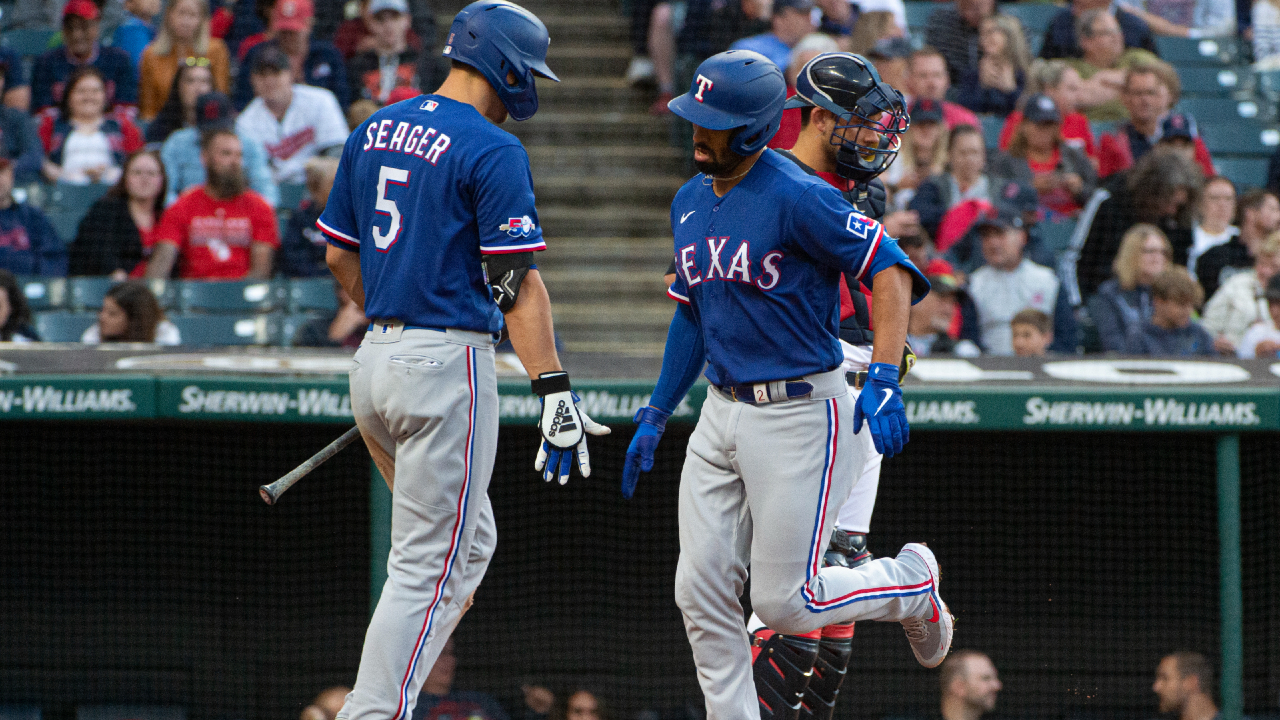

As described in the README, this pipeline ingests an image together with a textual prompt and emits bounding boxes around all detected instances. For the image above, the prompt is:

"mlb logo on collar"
[421,99,439,111]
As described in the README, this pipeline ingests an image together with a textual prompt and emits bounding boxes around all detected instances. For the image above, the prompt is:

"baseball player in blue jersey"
[318,4,609,720]
[622,51,952,720]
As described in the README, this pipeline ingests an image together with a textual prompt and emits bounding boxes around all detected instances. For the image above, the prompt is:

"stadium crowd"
[0,0,1275,356]
[628,0,1280,358]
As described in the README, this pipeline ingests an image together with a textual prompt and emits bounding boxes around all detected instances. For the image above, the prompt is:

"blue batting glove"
[622,405,670,499]
[853,362,910,458]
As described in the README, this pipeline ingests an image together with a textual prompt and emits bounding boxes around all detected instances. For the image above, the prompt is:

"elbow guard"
[484,252,534,313]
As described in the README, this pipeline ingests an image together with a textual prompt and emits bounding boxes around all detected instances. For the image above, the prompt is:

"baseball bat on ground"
[260,425,363,505]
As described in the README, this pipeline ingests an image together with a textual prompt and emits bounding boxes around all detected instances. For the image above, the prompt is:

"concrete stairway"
[498,1,687,358]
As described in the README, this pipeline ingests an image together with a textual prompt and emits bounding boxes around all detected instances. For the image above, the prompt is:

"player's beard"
[207,164,248,199]
[693,143,747,178]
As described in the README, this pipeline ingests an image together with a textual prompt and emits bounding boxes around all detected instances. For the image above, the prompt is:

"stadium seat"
[0,706,41,720]
[980,114,1003,149]
[77,707,186,720]
[278,182,307,212]
[1,29,57,57]
[280,313,320,347]
[44,182,111,242]
[904,1,944,31]
[1176,66,1241,98]
[1000,3,1063,35]
[68,276,118,310]
[288,276,338,313]
[178,279,284,313]
[18,277,66,310]
[169,314,280,345]
[34,312,96,342]
[1201,123,1280,157]
[1214,157,1269,188]
[1177,97,1261,123]
[1154,36,1236,66]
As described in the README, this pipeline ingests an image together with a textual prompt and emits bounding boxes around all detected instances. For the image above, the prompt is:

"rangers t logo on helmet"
[694,75,714,102]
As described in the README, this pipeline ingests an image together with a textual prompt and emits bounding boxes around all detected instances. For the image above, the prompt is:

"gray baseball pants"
[339,323,499,720]
[675,369,938,720]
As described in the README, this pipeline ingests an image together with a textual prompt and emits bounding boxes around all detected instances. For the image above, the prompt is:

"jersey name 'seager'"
[667,150,925,387]
[317,95,546,334]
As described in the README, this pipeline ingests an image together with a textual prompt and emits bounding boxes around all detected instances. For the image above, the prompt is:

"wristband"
[531,371,571,397]
[633,405,672,431]
[867,362,900,385]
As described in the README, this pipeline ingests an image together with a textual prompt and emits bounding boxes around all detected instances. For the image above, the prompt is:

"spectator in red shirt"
[1097,61,1215,179]
[998,59,1096,159]
[39,66,144,185]
[906,47,981,130]
[145,129,279,279]
[988,93,1097,218]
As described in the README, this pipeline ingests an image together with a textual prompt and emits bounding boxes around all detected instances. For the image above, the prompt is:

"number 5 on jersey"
[374,165,411,251]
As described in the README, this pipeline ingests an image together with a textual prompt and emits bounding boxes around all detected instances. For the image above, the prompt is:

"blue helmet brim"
[531,59,559,82]
[668,92,752,131]
[782,95,812,110]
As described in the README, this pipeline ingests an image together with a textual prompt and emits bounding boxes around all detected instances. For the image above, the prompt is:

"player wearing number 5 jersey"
[319,4,608,720]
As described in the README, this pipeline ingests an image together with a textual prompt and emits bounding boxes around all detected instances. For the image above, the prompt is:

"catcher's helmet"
[443,0,559,121]
[784,52,909,184]
[668,50,787,156]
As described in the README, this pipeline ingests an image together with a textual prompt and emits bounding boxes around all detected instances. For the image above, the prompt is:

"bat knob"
[260,485,277,505]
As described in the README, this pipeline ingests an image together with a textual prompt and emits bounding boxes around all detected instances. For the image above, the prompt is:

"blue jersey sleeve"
[789,184,929,301]
[471,144,547,255]
[667,258,690,304]
[316,128,362,250]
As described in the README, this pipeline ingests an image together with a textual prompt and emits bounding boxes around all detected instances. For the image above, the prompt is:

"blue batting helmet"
[668,50,787,156]
[443,0,560,122]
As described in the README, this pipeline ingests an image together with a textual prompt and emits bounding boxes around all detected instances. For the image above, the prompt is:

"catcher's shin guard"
[845,531,873,567]
[751,628,822,720]
[801,623,856,720]
[824,529,874,569]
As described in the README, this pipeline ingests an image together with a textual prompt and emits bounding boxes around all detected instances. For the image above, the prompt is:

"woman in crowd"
[80,280,180,345]
[883,97,948,207]
[1202,232,1280,353]
[1188,175,1238,279]
[39,67,144,185]
[68,150,167,278]
[989,93,1096,217]
[910,125,993,238]
[143,61,216,144]
[0,269,39,342]
[955,15,1030,116]
[1086,224,1172,351]
[137,0,231,120]
[1073,148,1203,299]
[999,59,1096,160]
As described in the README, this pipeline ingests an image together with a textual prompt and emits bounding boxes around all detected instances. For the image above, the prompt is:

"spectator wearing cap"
[923,0,998,85]
[39,66,144,186]
[729,0,816,72]
[1040,0,1157,61]
[1124,266,1215,355]
[1116,0,1235,38]
[988,93,1096,217]
[137,0,232,121]
[237,46,348,186]
[1066,10,1158,122]
[346,0,441,106]
[910,124,1033,240]
[883,98,948,204]
[905,47,980,131]
[68,149,165,278]
[967,205,1061,355]
[279,156,339,277]
[332,0,436,60]
[31,0,139,113]
[145,128,279,280]
[113,0,160,68]
[1086,223,1171,351]
[908,271,977,356]
[1097,62,1215,178]
[954,15,1031,116]
[1197,189,1279,299]
[161,92,278,206]
[1202,232,1280,353]
[234,0,350,110]
[1236,274,1280,358]
[867,36,912,91]
[998,60,1096,160]
[1073,148,1203,299]
[144,60,215,144]
[0,156,66,276]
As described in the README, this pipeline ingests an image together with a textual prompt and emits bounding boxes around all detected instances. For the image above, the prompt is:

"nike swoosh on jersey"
[876,388,893,415]
[680,211,696,223]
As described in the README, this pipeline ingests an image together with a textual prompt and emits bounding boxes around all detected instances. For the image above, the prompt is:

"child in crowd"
[1124,267,1215,355]
[1011,308,1053,356]
[80,280,181,345]
[1236,275,1280,358]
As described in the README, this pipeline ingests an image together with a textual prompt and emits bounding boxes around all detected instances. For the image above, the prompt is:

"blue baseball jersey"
[318,95,546,334]
[667,150,927,387]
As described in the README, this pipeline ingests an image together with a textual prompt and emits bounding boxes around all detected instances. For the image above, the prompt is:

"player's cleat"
[800,623,855,720]
[752,628,822,720]
[898,543,954,668]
